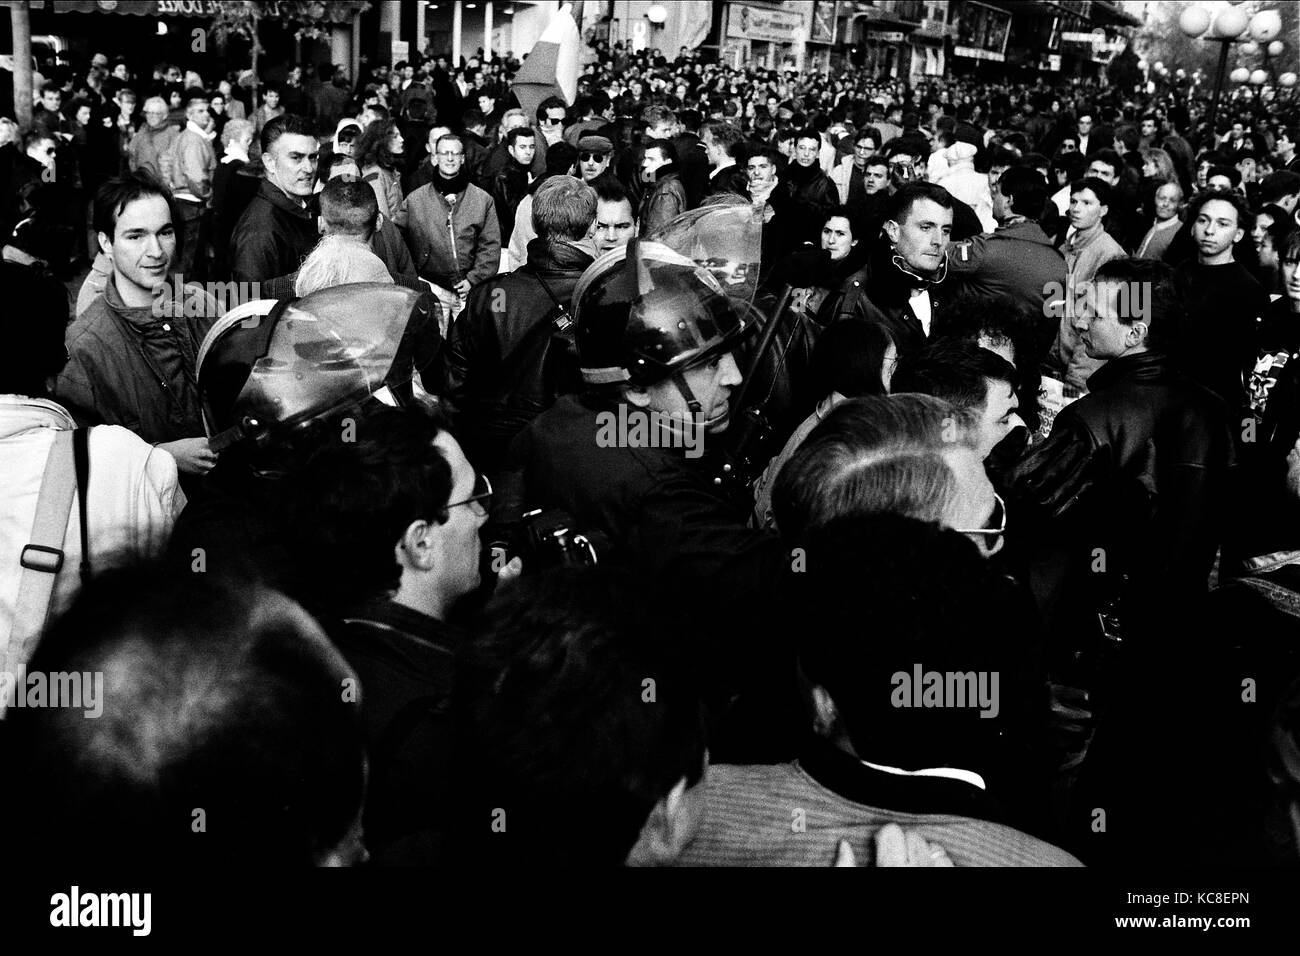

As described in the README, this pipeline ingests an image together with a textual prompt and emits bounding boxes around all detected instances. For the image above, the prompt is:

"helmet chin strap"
[669,371,728,430]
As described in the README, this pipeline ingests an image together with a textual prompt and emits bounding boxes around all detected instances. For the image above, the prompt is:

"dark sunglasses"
[953,491,1006,551]
[579,152,609,162]
[445,473,493,516]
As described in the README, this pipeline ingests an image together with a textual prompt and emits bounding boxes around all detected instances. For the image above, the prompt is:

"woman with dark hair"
[751,318,897,530]
[354,117,408,228]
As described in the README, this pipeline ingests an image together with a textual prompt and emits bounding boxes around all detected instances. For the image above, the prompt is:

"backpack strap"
[6,430,79,678]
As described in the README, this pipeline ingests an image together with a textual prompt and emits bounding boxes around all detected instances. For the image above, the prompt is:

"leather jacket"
[442,236,594,474]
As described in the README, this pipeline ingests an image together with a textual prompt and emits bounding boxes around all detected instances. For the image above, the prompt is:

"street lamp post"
[1179,6,1282,142]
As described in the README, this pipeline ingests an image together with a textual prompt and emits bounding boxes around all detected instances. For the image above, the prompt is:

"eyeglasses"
[437,150,464,158]
[953,492,1007,552]
[445,473,493,516]
[579,152,609,162]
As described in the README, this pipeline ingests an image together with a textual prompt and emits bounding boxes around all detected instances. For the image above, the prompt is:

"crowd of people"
[3,35,1300,869]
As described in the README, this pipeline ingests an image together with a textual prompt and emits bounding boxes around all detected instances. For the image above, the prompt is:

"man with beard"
[230,114,320,284]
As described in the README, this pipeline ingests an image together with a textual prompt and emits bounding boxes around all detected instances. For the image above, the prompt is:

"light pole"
[1178,5,1282,141]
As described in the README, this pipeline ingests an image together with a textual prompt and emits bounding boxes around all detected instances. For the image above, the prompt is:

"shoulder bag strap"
[74,426,92,586]
[6,430,78,678]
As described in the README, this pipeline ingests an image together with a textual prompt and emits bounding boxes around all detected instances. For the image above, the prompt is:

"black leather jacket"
[817,244,949,358]
[1007,350,1234,636]
[442,237,594,474]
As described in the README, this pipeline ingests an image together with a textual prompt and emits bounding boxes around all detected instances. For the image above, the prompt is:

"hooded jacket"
[230,178,319,284]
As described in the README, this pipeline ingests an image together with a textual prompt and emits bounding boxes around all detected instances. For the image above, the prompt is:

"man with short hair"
[455,565,709,866]
[821,181,955,357]
[785,129,839,246]
[831,127,881,209]
[1050,177,1126,389]
[536,95,567,146]
[168,88,217,278]
[55,173,218,478]
[639,139,686,234]
[405,133,501,335]
[1274,127,1300,175]
[893,340,1024,461]
[592,178,637,255]
[490,125,536,237]
[1010,255,1232,667]
[1175,188,1269,411]
[701,120,747,198]
[1135,180,1183,260]
[230,113,320,283]
[444,175,596,474]
[281,403,484,863]
[946,165,1067,318]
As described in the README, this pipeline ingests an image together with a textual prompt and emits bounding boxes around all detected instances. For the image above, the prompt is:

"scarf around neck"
[432,168,471,196]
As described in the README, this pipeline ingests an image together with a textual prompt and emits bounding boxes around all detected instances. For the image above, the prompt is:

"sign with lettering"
[727,4,808,43]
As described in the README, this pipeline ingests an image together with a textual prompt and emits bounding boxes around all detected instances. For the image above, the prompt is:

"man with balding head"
[126,95,179,181]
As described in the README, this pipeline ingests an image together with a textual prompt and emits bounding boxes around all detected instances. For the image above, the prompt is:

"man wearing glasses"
[280,404,499,864]
[536,95,568,147]
[127,96,180,182]
[830,127,881,208]
[404,133,501,334]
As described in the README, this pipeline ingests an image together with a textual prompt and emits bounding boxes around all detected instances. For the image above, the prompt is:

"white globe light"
[1248,9,1282,42]
[1138,59,1148,70]
[1250,68,1268,85]
[1213,5,1249,38]
[157,21,168,36]
[1280,72,1298,88]
[1179,6,1211,37]
[1269,41,1285,57]
[646,3,668,25]
[1230,67,1251,83]
[1241,41,1259,55]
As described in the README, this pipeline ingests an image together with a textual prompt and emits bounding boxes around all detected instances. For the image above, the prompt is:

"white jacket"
[830,154,855,205]
[936,142,996,233]
[0,397,185,672]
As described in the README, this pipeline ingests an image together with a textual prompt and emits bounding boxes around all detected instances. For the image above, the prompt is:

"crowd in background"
[3,34,1300,870]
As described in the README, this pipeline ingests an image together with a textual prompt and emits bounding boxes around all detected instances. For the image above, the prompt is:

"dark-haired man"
[1050,176,1125,390]
[639,139,686,234]
[230,113,320,283]
[281,404,486,863]
[820,181,955,357]
[1174,188,1269,411]
[55,173,218,478]
[946,165,1067,318]
[1010,257,1233,647]
[454,566,708,866]
[490,126,536,238]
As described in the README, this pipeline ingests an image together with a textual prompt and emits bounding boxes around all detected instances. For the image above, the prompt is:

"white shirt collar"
[858,758,986,791]
[186,119,216,141]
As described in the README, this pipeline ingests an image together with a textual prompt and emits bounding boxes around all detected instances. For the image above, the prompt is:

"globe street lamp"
[1180,5,1282,138]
